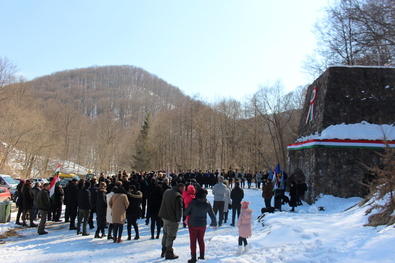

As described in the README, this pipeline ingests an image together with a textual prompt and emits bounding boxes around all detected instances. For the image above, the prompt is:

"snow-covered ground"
[0,187,394,263]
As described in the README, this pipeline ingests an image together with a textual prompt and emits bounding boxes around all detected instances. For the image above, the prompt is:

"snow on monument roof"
[296,121,395,143]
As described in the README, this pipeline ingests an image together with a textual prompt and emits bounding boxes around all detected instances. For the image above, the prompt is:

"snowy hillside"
[0,187,394,262]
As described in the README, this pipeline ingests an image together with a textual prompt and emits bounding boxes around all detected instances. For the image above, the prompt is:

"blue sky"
[1,0,329,102]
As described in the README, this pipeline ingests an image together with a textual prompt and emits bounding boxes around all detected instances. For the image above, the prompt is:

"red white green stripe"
[49,164,61,199]
[287,139,395,151]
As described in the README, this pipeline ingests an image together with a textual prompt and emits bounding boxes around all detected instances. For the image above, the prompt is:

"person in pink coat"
[237,201,253,254]
[182,184,196,226]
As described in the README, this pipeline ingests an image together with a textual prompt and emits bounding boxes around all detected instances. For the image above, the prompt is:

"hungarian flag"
[49,164,61,199]
[273,163,284,189]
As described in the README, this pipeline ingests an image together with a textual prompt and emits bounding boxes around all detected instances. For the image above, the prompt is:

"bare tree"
[252,81,301,170]
[303,0,395,78]
[0,56,17,90]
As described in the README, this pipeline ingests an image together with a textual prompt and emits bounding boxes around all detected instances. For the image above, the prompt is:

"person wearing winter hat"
[182,184,196,227]
[237,201,253,255]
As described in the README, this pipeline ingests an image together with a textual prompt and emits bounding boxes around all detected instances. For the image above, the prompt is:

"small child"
[237,201,253,255]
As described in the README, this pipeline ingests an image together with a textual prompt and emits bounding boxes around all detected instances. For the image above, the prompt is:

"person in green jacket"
[36,183,51,235]
[158,183,185,260]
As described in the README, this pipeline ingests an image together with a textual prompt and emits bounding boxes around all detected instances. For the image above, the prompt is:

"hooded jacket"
[182,185,196,209]
[237,201,253,238]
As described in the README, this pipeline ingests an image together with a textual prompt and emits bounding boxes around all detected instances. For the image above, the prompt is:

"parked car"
[9,185,17,202]
[59,178,72,188]
[0,187,11,201]
[32,178,49,184]
[86,173,95,180]
[0,174,18,189]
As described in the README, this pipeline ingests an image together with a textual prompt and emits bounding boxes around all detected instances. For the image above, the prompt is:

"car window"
[3,176,17,184]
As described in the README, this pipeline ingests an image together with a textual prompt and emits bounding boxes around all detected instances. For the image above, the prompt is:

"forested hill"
[28,65,190,126]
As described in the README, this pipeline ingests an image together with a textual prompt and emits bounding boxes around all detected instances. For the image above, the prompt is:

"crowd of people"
[12,169,307,261]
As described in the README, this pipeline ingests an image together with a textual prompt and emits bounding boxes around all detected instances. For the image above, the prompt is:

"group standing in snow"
[12,168,308,261]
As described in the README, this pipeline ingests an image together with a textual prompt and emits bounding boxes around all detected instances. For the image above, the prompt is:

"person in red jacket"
[182,184,196,227]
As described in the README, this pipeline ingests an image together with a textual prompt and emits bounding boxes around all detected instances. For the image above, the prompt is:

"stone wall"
[288,66,395,204]
[298,66,395,138]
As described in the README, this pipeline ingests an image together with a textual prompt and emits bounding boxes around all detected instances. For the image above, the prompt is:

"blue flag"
[274,163,281,174]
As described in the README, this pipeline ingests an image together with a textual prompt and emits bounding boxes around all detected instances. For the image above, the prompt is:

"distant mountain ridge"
[28,65,190,126]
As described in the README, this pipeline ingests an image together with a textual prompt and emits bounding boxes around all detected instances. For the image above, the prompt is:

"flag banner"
[274,163,281,174]
[49,164,61,199]
[287,139,395,151]
[269,168,273,180]
[305,87,317,124]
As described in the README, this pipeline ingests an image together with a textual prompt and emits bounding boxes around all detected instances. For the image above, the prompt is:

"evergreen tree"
[133,114,152,171]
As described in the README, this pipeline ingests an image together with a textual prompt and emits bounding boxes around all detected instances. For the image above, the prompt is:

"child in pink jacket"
[237,201,253,254]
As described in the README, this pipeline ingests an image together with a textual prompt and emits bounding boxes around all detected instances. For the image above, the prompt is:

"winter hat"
[187,185,196,195]
[218,176,224,182]
[241,201,250,209]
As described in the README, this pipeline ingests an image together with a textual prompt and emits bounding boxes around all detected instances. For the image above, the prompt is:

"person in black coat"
[289,181,298,212]
[88,178,98,229]
[138,175,148,219]
[147,182,163,239]
[77,181,91,235]
[95,182,107,238]
[126,185,142,240]
[144,177,157,225]
[15,180,25,225]
[51,177,64,222]
[65,178,79,230]
[296,180,307,204]
[230,181,244,226]
[22,180,37,227]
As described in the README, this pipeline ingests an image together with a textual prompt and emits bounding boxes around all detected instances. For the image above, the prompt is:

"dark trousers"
[231,205,241,225]
[213,201,225,225]
[32,204,39,220]
[52,202,62,221]
[238,236,248,246]
[64,204,70,222]
[127,214,139,238]
[69,205,78,228]
[188,225,206,255]
[113,223,124,239]
[77,209,90,234]
[38,209,48,234]
[274,189,284,210]
[108,223,114,237]
[22,208,34,225]
[265,198,272,208]
[161,218,179,253]
[150,214,162,238]
[16,206,23,223]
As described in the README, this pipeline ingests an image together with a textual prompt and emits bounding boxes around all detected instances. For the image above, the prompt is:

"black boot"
[165,251,179,260]
[160,247,166,258]
[198,252,205,260]
[188,254,197,263]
